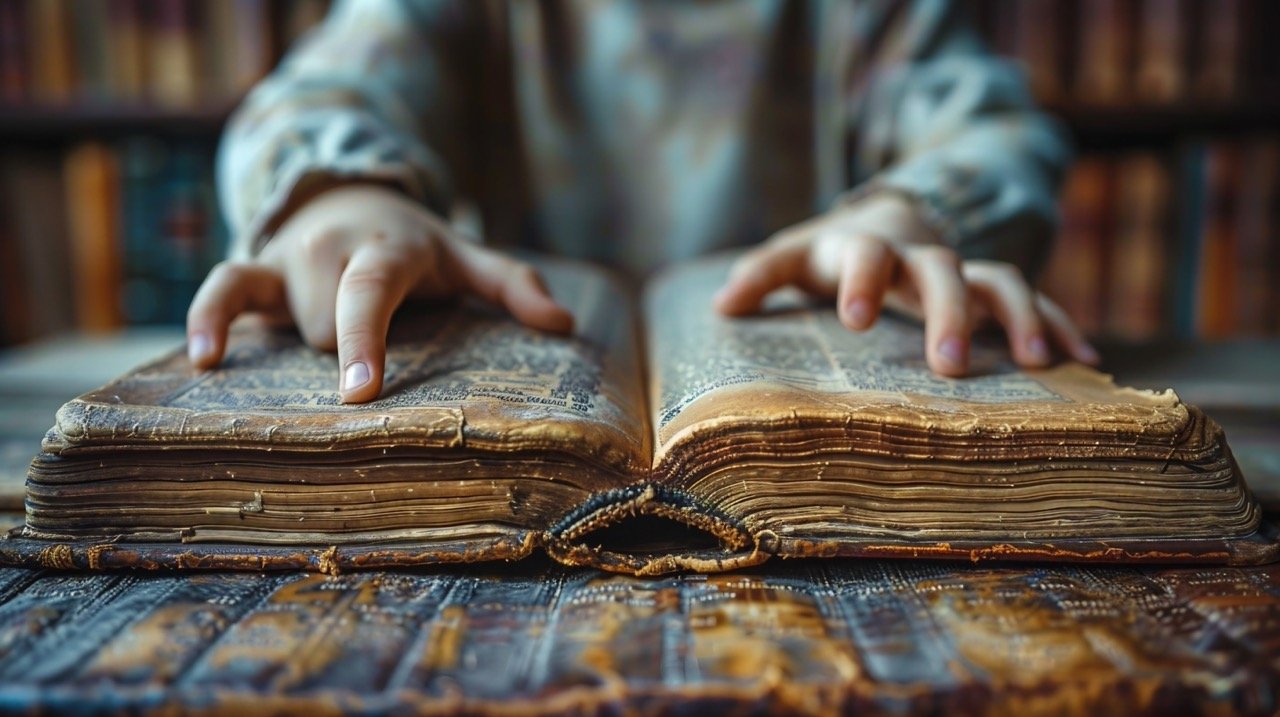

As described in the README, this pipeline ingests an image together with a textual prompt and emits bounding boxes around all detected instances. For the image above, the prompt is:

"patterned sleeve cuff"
[219,106,452,259]
[835,162,1003,252]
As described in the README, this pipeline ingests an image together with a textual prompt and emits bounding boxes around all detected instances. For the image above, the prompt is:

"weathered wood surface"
[0,558,1276,716]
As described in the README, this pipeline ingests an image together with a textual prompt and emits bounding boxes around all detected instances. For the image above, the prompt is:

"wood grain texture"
[0,558,1276,716]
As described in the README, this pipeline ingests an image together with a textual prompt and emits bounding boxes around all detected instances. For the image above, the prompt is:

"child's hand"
[712,193,1098,377]
[186,184,574,403]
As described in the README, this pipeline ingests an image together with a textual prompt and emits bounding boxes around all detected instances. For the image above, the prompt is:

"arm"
[715,0,1096,376]
[188,0,570,403]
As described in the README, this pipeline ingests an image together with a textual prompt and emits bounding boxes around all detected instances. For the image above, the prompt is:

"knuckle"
[511,263,540,284]
[985,261,1024,283]
[909,244,961,268]
[296,229,343,261]
[208,260,246,283]
[340,264,399,294]
[767,228,802,247]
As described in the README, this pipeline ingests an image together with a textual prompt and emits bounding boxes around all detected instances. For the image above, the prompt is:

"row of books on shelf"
[1041,136,1280,341]
[974,0,1278,107]
[0,140,226,345]
[0,0,329,110]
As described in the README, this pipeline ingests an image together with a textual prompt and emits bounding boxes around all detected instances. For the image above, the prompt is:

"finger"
[901,246,970,377]
[334,246,416,403]
[963,262,1051,367]
[450,243,574,334]
[833,236,897,330]
[712,240,809,316]
[186,262,288,369]
[1036,294,1101,365]
[278,232,347,351]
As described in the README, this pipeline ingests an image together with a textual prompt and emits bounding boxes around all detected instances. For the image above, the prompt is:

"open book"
[7,255,1274,575]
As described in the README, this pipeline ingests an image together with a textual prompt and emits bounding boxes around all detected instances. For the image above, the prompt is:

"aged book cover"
[5,254,1274,575]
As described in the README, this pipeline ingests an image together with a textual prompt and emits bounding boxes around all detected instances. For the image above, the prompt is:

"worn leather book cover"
[0,559,1276,716]
[6,255,1275,574]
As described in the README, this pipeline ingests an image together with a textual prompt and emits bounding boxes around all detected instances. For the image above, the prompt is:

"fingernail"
[188,332,212,364]
[1027,335,1050,364]
[938,336,966,369]
[844,298,873,328]
[1079,343,1101,365]
[343,361,370,391]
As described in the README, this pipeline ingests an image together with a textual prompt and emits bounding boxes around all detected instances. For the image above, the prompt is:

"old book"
[7,254,1275,575]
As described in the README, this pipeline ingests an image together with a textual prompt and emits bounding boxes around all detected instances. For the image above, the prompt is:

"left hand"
[712,192,1099,377]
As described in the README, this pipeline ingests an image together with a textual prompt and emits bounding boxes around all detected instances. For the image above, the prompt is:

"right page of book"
[642,253,1262,550]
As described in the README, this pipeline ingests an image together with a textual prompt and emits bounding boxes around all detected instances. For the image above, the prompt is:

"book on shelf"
[6,254,1273,576]
[64,143,125,333]
[0,0,287,109]
[1106,153,1171,339]
[0,151,75,343]
[1042,136,1279,341]
[1234,137,1279,335]
[978,0,1266,108]
[1041,156,1112,336]
[0,140,226,343]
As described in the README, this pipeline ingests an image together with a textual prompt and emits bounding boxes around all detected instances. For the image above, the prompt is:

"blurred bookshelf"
[0,0,330,347]
[1,0,1277,349]
[976,0,1280,341]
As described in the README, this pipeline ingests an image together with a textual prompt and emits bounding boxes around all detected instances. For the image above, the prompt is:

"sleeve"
[217,0,474,258]
[844,0,1074,277]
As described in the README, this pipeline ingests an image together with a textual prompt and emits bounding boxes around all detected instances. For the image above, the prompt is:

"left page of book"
[25,256,651,547]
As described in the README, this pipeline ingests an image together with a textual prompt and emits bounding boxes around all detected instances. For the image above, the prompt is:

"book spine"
[1193,0,1242,100]
[64,142,125,333]
[1074,0,1136,104]
[1194,143,1240,338]
[1135,0,1187,102]
[0,0,25,103]
[148,0,201,108]
[1107,153,1172,339]
[1012,0,1066,103]
[0,152,76,337]
[1233,136,1278,335]
[106,0,148,103]
[27,0,76,104]
[1172,143,1207,337]
[1042,157,1114,336]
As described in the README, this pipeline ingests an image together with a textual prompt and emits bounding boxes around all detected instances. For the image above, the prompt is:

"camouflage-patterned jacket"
[221,0,1072,277]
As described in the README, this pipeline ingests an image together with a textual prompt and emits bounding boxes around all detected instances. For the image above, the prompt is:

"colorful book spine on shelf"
[64,143,125,333]
[1194,143,1241,338]
[0,0,281,108]
[1232,137,1278,335]
[0,152,75,339]
[977,0,1264,106]
[0,0,25,104]
[1042,157,1113,337]
[1172,144,1208,338]
[119,141,226,326]
[1135,0,1188,103]
[1044,137,1278,340]
[1107,153,1171,340]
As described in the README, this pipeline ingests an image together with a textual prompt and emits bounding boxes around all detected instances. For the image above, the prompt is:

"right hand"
[186,184,574,403]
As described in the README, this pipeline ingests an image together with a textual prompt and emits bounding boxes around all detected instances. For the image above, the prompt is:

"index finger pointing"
[334,247,415,404]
